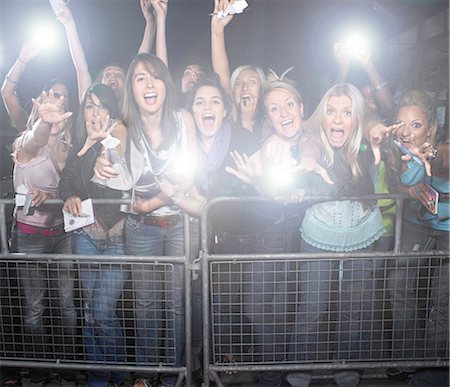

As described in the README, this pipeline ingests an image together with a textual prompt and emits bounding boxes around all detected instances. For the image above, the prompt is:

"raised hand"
[77,117,117,157]
[151,0,168,19]
[52,0,74,25]
[19,37,42,64]
[225,151,258,185]
[34,89,73,125]
[211,0,235,32]
[140,0,155,22]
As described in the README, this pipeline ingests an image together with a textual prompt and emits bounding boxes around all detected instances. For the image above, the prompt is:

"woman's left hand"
[226,151,258,185]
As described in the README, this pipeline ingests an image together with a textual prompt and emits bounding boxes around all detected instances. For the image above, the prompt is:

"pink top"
[13,145,63,228]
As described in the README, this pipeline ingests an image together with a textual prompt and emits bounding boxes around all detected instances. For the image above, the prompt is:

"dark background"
[1,0,448,192]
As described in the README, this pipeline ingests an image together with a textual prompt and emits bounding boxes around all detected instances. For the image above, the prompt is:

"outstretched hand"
[77,117,117,157]
[369,121,403,165]
[225,151,258,185]
[34,89,73,125]
[295,157,334,185]
[52,0,74,25]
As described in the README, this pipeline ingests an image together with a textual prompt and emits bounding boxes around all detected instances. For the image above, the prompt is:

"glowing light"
[30,24,58,50]
[267,158,297,189]
[343,29,371,58]
[165,151,197,184]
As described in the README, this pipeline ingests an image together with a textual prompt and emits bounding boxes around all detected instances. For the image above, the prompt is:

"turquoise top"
[300,148,384,252]
[301,200,385,252]
[401,161,450,232]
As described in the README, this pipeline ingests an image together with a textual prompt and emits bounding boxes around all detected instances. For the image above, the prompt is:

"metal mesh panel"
[210,256,449,366]
[0,259,178,366]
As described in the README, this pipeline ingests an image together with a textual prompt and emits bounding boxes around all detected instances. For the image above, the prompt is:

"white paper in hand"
[15,184,28,207]
[63,198,95,232]
[218,0,248,19]
[101,134,122,164]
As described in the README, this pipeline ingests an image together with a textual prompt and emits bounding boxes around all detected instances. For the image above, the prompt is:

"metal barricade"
[0,198,193,387]
[200,196,449,387]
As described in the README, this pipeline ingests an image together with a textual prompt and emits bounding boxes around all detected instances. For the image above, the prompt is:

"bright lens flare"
[344,31,370,57]
[267,158,297,189]
[165,152,197,183]
[31,25,58,50]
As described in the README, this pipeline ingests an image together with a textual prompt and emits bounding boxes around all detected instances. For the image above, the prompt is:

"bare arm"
[138,0,156,54]
[1,39,41,132]
[211,0,234,93]
[151,0,169,66]
[16,91,73,162]
[55,1,92,102]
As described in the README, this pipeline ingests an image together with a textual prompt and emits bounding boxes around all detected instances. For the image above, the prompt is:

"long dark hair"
[72,83,120,151]
[122,53,179,152]
[187,73,232,121]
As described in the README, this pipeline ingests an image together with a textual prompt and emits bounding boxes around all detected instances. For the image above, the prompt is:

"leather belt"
[130,213,180,228]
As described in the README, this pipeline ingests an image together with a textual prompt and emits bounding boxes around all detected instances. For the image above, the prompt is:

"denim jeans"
[288,240,377,363]
[215,226,294,386]
[13,227,76,354]
[125,215,185,369]
[388,220,449,360]
[73,228,128,387]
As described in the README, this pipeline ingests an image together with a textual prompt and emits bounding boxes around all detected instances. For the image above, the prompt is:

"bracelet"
[373,81,388,92]
[5,75,18,84]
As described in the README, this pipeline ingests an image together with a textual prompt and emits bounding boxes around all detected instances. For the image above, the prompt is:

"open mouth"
[144,92,158,105]
[202,113,216,128]
[281,119,294,127]
[329,127,345,143]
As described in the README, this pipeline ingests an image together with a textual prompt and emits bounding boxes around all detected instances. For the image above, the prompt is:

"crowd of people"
[1,1,448,387]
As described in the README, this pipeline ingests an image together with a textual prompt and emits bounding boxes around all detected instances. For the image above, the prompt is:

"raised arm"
[211,0,234,93]
[151,0,169,66]
[15,90,72,162]
[354,50,394,119]
[55,1,92,102]
[138,0,156,54]
[333,42,351,84]
[1,38,41,132]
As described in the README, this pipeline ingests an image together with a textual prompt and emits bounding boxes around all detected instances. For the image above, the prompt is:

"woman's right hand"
[93,153,119,180]
[53,0,74,25]
[211,0,234,32]
[63,195,82,217]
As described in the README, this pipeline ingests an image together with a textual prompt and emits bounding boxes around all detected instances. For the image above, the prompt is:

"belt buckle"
[158,217,170,228]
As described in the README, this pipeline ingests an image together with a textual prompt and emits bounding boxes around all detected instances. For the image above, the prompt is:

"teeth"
[281,119,293,126]
[203,114,215,120]
[144,92,157,98]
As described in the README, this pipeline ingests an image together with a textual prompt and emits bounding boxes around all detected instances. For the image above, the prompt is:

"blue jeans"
[288,240,377,362]
[13,227,76,352]
[388,220,449,360]
[125,215,185,369]
[73,228,128,387]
